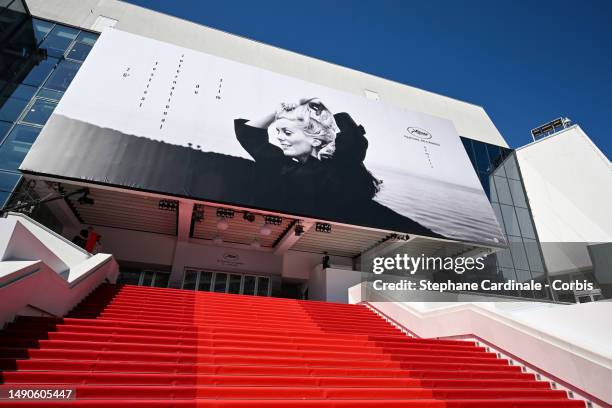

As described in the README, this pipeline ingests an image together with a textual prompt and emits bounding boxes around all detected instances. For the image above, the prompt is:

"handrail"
[0,264,40,289]
[4,212,90,256]
[362,299,604,407]
[69,255,113,288]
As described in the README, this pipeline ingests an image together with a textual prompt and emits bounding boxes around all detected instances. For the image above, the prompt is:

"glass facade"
[0,6,98,208]
[462,137,549,299]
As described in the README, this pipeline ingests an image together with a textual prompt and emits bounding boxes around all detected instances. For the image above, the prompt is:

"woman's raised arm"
[245,112,276,129]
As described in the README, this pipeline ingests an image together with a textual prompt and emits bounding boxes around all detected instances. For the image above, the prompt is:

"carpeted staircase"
[0,284,584,407]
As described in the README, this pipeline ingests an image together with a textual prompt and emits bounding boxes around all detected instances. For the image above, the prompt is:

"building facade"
[1,0,609,304]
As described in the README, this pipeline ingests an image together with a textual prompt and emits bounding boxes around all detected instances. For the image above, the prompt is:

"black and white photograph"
[21,29,505,245]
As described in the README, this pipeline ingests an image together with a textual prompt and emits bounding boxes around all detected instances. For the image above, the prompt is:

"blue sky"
[126,0,612,159]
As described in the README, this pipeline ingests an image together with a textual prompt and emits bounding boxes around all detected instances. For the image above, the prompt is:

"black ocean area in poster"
[20,29,505,246]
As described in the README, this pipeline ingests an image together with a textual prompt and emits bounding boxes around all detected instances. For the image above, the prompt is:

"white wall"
[282,250,352,280]
[27,0,507,147]
[308,265,362,303]
[169,240,283,287]
[516,126,612,275]
[90,226,176,266]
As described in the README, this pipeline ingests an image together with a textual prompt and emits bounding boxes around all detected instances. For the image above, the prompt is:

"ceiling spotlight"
[158,199,178,211]
[243,212,256,223]
[392,234,410,241]
[217,218,229,230]
[250,239,261,250]
[192,204,204,223]
[264,215,283,225]
[294,223,304,237]
[77,189,95,206]
[315,222,332,233]
[260,225,272,236]
[213,235,223,245]
[216,208,235,218]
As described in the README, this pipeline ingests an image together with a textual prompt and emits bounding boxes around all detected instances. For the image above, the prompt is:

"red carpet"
[0,284,584,407]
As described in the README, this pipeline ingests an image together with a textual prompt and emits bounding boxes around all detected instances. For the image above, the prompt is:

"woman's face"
[273,119,320,161]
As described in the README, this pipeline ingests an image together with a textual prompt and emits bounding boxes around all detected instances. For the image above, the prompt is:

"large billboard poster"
[21,29,505,246]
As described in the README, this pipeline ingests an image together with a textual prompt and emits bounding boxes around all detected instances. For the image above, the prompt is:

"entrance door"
[182,269,271,296]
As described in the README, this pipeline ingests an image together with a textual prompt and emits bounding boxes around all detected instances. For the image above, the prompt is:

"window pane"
[37,87,64,101]
[21,57,59,87]
[67,42,93,62]
[478,171,489,197]
[197,271,213,291]
[0,85,37,122]
[182,269,198,290]
[2,84,37,100]
[0,170,19,191]
[500,204,521,237]
[0,190,10,207]
[486,144,505,173]
[31,19,55,45]
[495,248,515,269]
[508,179,527,208]
[489,175,498,203]
[0,97,28,122]
[461,138,476,168]
[153,272,169,288]
[22,98,57,125]
[515,269,534,297]
[0,121,11,142]
[256,277,270,296]
[141,270,154,286]
[472,141,491,172]
[523,238,544,272]
[243,276,256,295]
[214,273,228,293]
[509,236,530,270]
[40,25,79,58]
[228,274,242,294]
[76,31,98,46]
[43,59,80,92]
[515,207,536,239]
[118,270,141,285]
[491,202,505,235]
[0,125,40,171]
[500,267,517,281]
[504,155,521,180]
[494,176,513,205]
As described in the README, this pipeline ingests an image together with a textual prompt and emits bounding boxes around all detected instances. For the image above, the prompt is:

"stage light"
[192,204,204,223]
[391,233,410,241]
[77,189,95,206]
[294,223,304,237]
[216,208,235,218]
[264,215,283,225]
[216,207,234,230]
[260,225,272,236]
[243,212,256,223]
[315,222,332,233]
[158,199,178,211]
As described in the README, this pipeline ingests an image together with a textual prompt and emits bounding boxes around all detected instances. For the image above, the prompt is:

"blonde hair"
[274,99,339,157]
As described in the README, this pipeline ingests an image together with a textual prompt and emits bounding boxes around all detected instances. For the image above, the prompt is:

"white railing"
[0,213,119,326]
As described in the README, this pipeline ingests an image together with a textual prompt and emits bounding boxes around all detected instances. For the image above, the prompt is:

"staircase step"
[0,358,535,380]
[0,330,494,358]
[0,371,551,388]
[0,284,583,407]
[0,399,586,407]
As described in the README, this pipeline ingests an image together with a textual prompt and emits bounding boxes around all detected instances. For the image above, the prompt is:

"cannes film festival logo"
[406,127,432,140]
[222,253,240,261]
